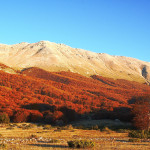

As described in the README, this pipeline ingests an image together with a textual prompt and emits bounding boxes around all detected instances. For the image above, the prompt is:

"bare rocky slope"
[0,41,150,84]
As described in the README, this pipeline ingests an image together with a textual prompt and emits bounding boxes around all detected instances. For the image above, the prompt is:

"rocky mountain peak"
[0,41,149,84]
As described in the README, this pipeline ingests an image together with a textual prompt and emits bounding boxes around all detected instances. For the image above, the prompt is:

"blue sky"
[0,0,150,62]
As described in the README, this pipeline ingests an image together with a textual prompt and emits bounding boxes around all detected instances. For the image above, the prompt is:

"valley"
[0,41,150,149]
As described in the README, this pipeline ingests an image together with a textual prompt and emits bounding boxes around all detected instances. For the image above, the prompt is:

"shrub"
[117,129,130,133]
[128,138,141,142]
[102,126,112,133]
[54,127,62,132]
[21,124,37,130]
[29,134,38,139]
[0,143,7,148]
[128,130,150,139]
[92,125,99,130]
[6,127,14,130]
[67,124,74,130]
[22,126,32,130]
[74,125,89,130]
[67,140,95,148]
[0,113,10,124]
[61,124,74,130]
[27,123,37,128]
[43,124,52,130]
[49,139,60,143]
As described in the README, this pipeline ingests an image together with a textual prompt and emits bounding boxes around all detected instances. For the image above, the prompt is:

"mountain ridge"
[0,41,150,84]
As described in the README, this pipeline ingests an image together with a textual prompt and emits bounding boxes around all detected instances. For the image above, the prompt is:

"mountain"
[1,41,150,124]
[0,41,150,84]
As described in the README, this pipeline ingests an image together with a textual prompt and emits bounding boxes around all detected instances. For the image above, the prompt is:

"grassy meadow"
[0,121,149,150]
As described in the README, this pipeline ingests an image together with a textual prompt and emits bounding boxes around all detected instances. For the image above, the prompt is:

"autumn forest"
[0,64,150,124]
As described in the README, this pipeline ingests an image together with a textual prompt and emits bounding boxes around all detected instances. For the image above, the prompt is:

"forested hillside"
[0,66,150,124]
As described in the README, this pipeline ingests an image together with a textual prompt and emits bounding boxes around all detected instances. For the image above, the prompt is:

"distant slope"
[0,63,16,74]
[0,41,150,83]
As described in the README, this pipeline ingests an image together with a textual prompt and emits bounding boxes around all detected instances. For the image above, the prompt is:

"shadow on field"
[28,144,68,148]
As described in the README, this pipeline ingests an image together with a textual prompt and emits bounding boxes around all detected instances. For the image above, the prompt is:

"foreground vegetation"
[0,122,149,150]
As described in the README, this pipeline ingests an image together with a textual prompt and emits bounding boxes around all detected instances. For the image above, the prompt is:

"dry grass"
[0,123,149,150]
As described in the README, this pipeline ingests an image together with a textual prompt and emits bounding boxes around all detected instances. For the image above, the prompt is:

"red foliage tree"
[13,110,30,123]
[132,95,150,130]
[29,110,43,122]
[53,111,64,121]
